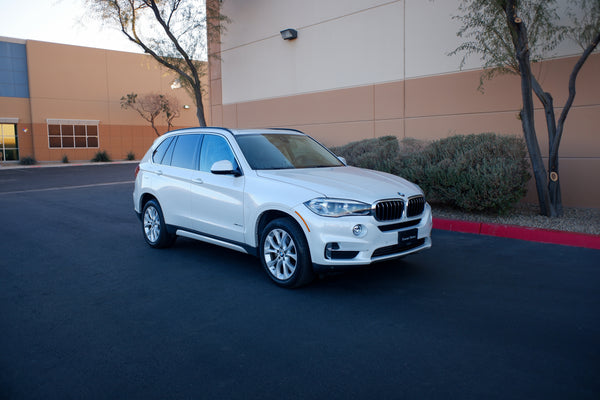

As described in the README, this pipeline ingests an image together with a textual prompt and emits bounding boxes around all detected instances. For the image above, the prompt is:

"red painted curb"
[433,218,600,250]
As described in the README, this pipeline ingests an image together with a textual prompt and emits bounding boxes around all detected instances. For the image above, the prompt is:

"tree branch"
[553,29,600,160]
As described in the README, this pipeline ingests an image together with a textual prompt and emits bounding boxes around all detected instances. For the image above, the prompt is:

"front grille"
[371,239,426,258]
[374,200,404,221]
[407,196,425,217]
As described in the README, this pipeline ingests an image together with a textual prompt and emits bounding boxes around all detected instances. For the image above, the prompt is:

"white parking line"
[0,181,134,195]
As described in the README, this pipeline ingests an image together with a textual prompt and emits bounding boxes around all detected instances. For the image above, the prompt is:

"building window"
[0,40,30,99]
[47,119,99,149]
[0,123,19,161]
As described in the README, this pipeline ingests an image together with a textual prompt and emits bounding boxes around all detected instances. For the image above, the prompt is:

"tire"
[259,218,314,288]
[142,199,176,248]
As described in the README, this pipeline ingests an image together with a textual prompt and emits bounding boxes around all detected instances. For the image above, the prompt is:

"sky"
[0,0,143,53]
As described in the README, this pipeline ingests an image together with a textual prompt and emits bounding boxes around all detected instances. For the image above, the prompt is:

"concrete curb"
[433,218,600,250]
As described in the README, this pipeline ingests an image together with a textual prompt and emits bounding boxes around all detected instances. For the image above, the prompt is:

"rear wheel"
[142,199,176,248]
[259,218,314,288]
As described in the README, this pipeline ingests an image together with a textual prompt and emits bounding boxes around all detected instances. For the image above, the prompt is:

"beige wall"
[210,48,600,208]
[1,39,209,163]
[209,0,600,208]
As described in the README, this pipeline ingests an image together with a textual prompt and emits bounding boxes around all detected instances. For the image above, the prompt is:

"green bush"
[331,136,399,173]
[331,136,426,174]
[62,155,69,164]
[19,156,37,165]
[127,151,135,161]
[400,133,530,214]
[331,133,531,214]
[91,150,111,162]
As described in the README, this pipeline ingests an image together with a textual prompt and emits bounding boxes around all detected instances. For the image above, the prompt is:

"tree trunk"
[532,78,562,217]
[506,1,554,217]
[193,84,207,127]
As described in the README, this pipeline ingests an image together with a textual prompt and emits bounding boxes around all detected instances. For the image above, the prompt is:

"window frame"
[47,119,100,149]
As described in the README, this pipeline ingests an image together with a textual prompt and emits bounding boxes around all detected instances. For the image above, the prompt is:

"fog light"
[352,224,366,237]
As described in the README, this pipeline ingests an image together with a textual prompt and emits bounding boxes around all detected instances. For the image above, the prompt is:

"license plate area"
[398,228,419,248]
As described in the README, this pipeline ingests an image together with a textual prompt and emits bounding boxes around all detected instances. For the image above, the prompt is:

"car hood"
[256,166,423,203]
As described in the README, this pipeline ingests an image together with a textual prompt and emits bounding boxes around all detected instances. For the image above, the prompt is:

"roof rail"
[164,126,236,135]
[267,128,305,134]
[204,126,236,135]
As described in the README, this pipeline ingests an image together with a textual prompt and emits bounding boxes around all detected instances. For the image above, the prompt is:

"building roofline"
[0,36,27,45]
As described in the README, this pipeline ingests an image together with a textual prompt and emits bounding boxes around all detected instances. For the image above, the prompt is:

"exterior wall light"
[183,105,190,109]
[280,29,298,40]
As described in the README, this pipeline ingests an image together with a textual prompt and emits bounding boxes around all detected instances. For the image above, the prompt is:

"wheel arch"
[139,192,158,212]
[256,209,306,246]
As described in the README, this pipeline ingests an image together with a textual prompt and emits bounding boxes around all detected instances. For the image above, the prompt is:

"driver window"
[199,135,238,172]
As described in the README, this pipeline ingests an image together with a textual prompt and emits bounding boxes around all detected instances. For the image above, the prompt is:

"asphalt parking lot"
[1,163,599,400]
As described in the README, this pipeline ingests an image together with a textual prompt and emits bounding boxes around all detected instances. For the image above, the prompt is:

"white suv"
[133,128,432,287]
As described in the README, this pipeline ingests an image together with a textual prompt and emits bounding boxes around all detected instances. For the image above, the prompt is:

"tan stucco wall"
[209,0,600,208]
[1,39,209,163]
[209,50,600,208]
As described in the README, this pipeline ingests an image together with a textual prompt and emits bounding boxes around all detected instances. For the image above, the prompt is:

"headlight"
[304,198,371,217]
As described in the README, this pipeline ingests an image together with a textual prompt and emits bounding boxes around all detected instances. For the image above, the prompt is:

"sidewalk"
[433,218,600,250]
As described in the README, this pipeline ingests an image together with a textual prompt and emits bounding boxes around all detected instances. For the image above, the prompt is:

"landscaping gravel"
[432,203,600,235]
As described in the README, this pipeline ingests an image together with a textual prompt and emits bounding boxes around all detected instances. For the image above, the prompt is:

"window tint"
[170,135,201,169]
[235,134,343,170]
[199,135,238,172]
[152,136,174,164]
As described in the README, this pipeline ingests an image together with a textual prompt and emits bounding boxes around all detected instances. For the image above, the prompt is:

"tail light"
[134,165,140,179]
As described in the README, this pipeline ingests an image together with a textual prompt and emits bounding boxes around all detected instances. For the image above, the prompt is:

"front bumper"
[294,203,433,271]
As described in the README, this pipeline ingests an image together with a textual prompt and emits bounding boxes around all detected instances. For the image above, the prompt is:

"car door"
[189,134,245,244]
[152,134,201,229]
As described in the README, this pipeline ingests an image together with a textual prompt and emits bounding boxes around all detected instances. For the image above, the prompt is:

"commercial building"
[207,0,600,208]
[0,37,204,164]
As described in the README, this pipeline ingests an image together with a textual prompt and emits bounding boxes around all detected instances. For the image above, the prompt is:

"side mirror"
[210,160,241,176]
[337,156,347,166]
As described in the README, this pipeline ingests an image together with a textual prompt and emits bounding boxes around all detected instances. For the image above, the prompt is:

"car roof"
[162,127,306,137]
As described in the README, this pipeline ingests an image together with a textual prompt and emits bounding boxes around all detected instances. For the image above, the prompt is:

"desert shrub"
[19,156,37,165]
[62,155,69,164]
[400,133,530,214]
[330,136,401,173]
[91,150,111,162]
[330,136,426,175]
[127,151,135,161]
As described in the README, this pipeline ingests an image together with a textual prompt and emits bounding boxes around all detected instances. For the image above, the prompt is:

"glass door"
[0,124,19,161]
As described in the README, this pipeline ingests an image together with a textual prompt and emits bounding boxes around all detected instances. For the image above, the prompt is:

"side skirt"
[171,226,258,257]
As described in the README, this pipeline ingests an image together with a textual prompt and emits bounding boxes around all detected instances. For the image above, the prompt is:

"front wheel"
[259,218,314,288]
[142,199,176,248]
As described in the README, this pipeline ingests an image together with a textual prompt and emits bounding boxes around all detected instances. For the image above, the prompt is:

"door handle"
[155,170,163,176]
[192,177,204,184]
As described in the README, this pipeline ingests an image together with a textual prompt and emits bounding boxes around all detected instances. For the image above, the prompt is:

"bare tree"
[450,0,600,217]
[121,92,181,135]
[162,95,180,131]
[88,0,228,126]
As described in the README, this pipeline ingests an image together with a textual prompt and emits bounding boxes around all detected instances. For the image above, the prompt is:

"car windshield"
[235,133,344,170]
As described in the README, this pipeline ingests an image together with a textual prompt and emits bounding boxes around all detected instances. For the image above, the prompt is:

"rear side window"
[199,135,238,172]
[152,136,174,164]
[170,135,201,169]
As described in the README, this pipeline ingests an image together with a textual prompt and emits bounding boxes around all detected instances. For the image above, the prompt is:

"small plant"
[62,155,69,164]
[127,151,135,161]
[19,156,37,165]
[91,150,111,162]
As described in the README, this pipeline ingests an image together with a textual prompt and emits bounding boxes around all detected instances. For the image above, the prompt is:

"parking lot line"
[0,180,134,195]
